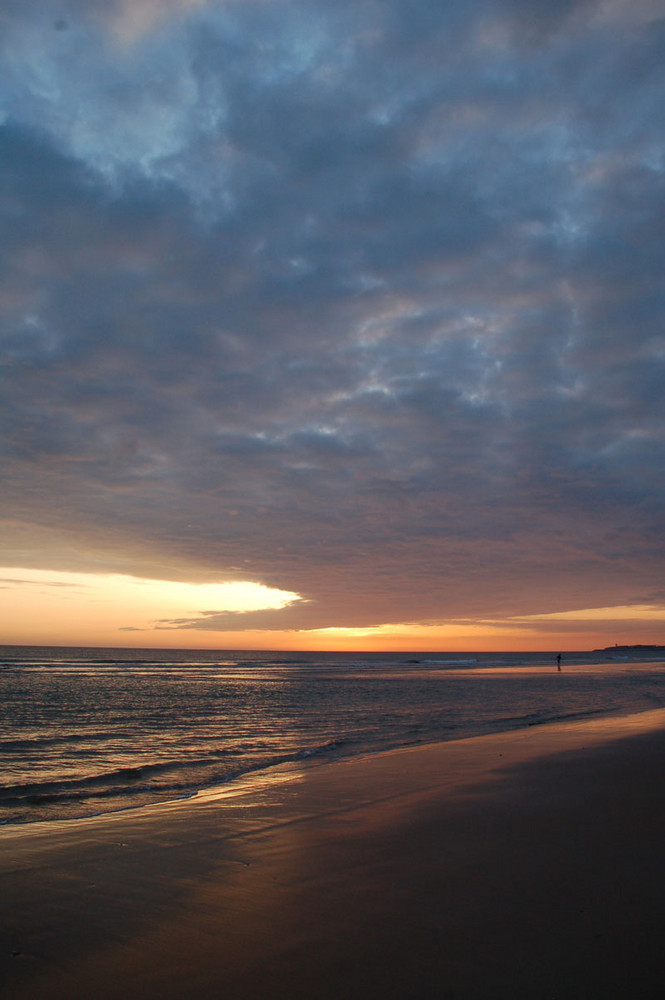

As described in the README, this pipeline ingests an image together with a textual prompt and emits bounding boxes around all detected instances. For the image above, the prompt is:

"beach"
[3,708,665,998]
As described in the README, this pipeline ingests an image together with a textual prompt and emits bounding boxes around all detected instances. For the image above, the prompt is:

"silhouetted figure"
[556,653,562,671]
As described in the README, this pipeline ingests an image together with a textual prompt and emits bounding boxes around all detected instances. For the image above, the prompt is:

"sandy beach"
[3,709,665,999]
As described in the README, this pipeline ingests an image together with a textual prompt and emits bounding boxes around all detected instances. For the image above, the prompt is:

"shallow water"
[2,645,665,825]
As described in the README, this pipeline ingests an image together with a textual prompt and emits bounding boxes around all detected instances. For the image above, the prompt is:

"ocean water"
[2,645,665,826]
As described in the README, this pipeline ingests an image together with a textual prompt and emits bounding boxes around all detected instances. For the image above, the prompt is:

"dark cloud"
[1,0,664,634]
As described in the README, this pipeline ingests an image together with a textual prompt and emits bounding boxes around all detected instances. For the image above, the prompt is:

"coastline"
[5,650,665,828]
[3,708,665,998]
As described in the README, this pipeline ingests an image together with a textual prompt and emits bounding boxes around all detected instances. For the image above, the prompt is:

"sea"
[2,645,665,827]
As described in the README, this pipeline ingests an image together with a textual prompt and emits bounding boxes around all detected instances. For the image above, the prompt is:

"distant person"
[556,654,562,671]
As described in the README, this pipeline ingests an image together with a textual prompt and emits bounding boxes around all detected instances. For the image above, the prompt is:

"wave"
[494,707,613,730]
[0,739,348,824]
[0,731,118,752]
[417,658,478,666]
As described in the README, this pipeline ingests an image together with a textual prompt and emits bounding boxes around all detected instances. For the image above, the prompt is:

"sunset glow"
[0,568,301,648]
[1,564,663,650]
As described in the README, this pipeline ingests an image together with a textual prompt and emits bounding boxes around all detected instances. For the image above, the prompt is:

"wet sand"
[3,709,665,999]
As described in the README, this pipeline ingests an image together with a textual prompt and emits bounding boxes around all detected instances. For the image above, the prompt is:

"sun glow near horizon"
[0,567,301,647]
[0,565,664,651]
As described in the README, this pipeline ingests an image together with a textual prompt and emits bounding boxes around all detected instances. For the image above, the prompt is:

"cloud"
[1,0,664,637]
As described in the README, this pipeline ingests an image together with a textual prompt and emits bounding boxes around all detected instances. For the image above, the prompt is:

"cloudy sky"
[1,0,664,649]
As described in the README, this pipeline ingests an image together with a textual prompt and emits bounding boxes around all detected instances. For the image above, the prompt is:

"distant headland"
[594,645,665,653]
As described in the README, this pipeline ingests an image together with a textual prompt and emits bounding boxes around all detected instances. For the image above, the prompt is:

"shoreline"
[4,708,665,998]
[4,680,660,831]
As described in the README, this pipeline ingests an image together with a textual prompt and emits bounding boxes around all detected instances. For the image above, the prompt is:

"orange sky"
[1,567,663,651]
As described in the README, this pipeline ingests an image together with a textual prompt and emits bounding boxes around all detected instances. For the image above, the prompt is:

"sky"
[1,0,664,651]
